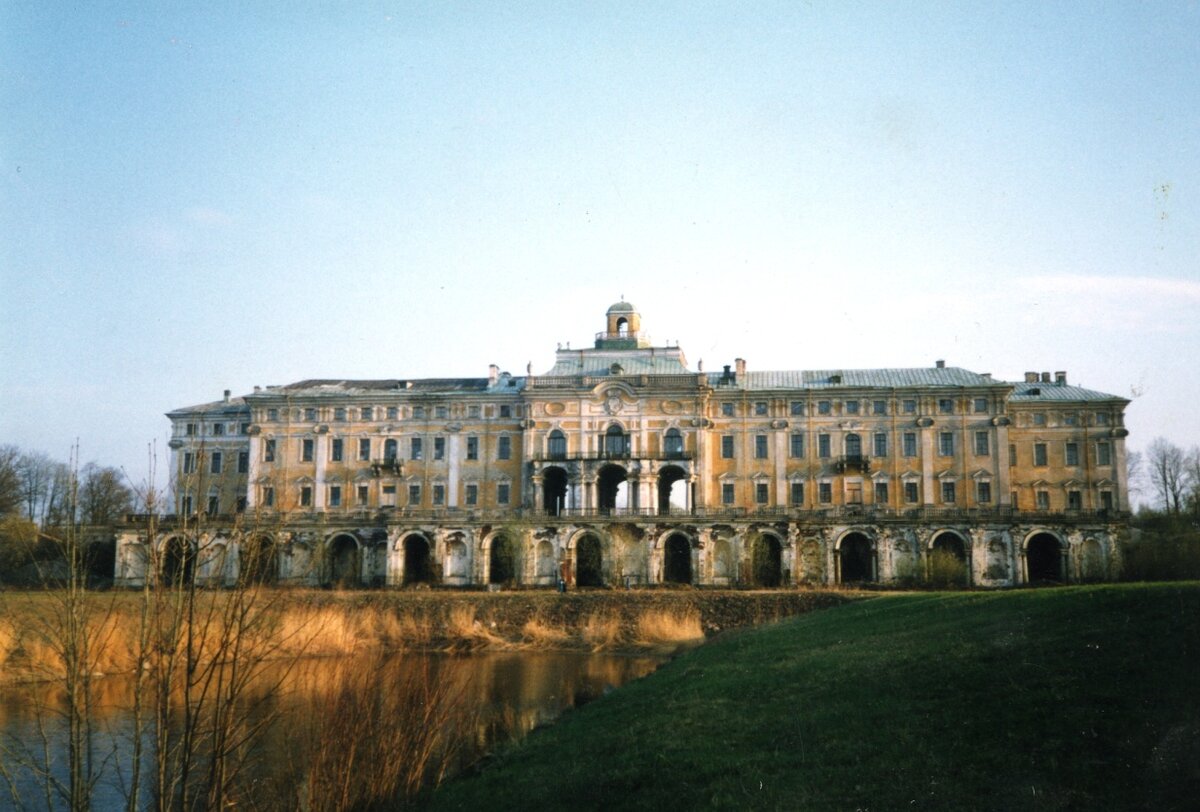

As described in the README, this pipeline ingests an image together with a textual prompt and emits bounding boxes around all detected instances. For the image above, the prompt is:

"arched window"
[616,317,629,336]
[845,433,862,457]
[383,439,398,461]
[548,430,567,460]
[664,428,684,458]
[604,424,630,457]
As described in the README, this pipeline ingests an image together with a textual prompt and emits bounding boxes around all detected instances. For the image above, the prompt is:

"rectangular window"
[1034,442,1047,466]
[939,432,954,457]
[498,436,512,460]
[334,407,346,422]
[240,422,250,435]
[213,423,225,436]
[185,422,197,436]
[267,409,278,422]
[905,482,919,504]
[790,481,804,506]
[207,494,219,514]
[467,436,479,460]
[754,435,768,459]
[411,437,423,460]
[434,437,445,460]
[465,484,478,505]
[497,483,510,504]
[903,432,917,457]
[181,452,195,475]
[1100,491,1113,510]
[790,401,804,416]
[1009,444,1017,466]
[1065,442,1079,466]
[359,438,371,460]
[721,483,735,505]
[977,481,992,503]
[305,407,317,422]
[818,482,832,503]
[329,486,342,507]
[300,486,312,507]
[1033,413,1046,426]
[755,401,768,416]
[263,487,274,508]
[468,405,480,418]
[237,451,249,474]
[432,484,445,505]
[236,495,247,512]
[1097,442,1111,466]
[721,435,734,459]
[818,434,831,458]
[1096,412,1110,426]
[1063,414,1077,426]
[938,398,953,414]
[818,400,831,415]
[357,484,369,505]
[387,406,398,420]
[435,406,448,419]
[903,399,917,414]
[211,452,223,474]
[1036,490,1050,510]
[264,439,276,463]
[941,481,956,504]
[331,438,343,462]
[790,433,805,458]
[974,431,990,456]
[873,400,886,415]
[302,439,314,462]
[181,494,194,514]
[499,405,512,418]
[408,484,421,505]
[411,406,425,419]
[873,432,887,457]
[845,400,859,415]
[721,402,734,417]
[382,485,396,506]
[361,406,373,421]
[1067,490,1082,510]
[755,482,769,504]
[874,481,889,503]
[974,397,988,414]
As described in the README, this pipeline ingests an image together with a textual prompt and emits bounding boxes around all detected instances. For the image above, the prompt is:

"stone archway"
[662,533,692,584]
[597,464,629,512]
[160,535,194,587]
[489,534,516,584]
[929,531,969,587]
[751,533,784,587]
[328,534,360,588]
[575,533,604,587]
[543,466,569,516]
[657,465,688,514]
[402,534,433,585]
[838,532,874,583]
[241,534,278,585]
[1026,532,1063,584]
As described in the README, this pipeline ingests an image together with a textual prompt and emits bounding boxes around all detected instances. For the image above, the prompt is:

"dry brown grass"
[446,604,506,649]
[634,608,704,650]
[582,612,623,651]
[0,618,16,670]
[521,615,572,647]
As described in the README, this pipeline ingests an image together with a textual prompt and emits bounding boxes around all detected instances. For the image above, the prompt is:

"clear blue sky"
[2,2,1198,492]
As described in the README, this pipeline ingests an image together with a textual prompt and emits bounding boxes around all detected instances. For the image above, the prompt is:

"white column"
[314,434,327,510]
[246,435,261,508]
[448,434,461,507]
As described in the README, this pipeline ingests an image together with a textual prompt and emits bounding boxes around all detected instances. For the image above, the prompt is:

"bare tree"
[1146,437,1189,515]
[1185,447,1200,517]
[0,444,21,516]
[78,463,134,526]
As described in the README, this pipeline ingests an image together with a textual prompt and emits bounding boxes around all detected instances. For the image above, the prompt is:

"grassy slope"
[430,584,1200,811]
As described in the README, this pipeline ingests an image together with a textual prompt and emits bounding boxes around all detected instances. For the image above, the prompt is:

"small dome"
[607,301,636,314]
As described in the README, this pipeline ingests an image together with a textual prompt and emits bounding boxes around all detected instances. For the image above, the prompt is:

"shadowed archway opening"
[328,534,360,588]
[84,539,116,587]
[657,465,687,514]
[403,535,433,585]
[161,536,194,587]
[598,464,629,512]
[1026,533,1063,583]
[241,534,278,585]
[575,534,604,587]
[839,533,874,583]
[929,531,969,587]
[663,533,692,584]
[751,534,783,587]
[543,466,568,516]
[489,535,516,584]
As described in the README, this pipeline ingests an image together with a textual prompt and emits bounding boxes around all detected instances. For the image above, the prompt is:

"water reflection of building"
[116,301,1130,588]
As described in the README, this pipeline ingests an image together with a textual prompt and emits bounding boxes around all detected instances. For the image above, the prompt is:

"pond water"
[0,650,664,809]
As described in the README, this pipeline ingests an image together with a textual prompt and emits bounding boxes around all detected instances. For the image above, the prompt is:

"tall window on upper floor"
[721,483,735,505]
[790,481,804,505]
[938,398,954,414]
[467,436,479,460]
[755,401,768,416]
[1100,490,1114,510]
[301,439,314,462]
[941,481,956,503]
[974,397,988,414]
[1097,442,1111,466]
[1067,490,1082,510]
[1065,442,1080,466]
[1036,490,1050,510]
[818,434,831,458]
[182,452,195,474]
[874,481,889,503]
[213,423,225,436]
[359,438,370,461]
[264,439,275,462]
[300,486,312,507]
[939,433,954,457]
[755,482,769,504]
[331,438,343,462]
[329,486,342,507]
[186,423,197,436]
[845,433,862,457]
[548,430,567,460]
[790,433,805,458]
[496,482,510,504]
[433,437,445,460]
[818,482,832,503]
[873,432,887,457]
[975,432,990,456]
[1034,442,1047,466]
[237,451,248,473]
[210,452,223,474]
[903,433,917,457]
[664,428,683,458]
[497,435,512,460]
[721,435,734,459]
[904,482,919,503]
[411,437,423,460]
[207,493,219,515]
[305,408,317,422]
[603,425,627,457]
[384,439,397,461]
[754,435,768,459]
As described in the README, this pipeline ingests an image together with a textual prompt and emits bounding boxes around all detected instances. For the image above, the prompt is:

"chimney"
[722,364,733,382]
[1055,371,1067,385]
[223,389,231,402]
[253,385,261,393]
[1025,372,1039,383]
[488,364,499,384]
[735,358,746,377]
[935,359,945,369]
[1041,371,1051,383]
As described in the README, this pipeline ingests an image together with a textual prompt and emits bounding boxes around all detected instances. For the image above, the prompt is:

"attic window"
[610,363,624,375]
[1029,387,1041,396]
[829,374,842,384]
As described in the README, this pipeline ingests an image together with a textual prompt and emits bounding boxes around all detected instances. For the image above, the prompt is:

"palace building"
[115,301,1131,589]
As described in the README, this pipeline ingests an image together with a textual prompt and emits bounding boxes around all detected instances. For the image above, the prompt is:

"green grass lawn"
[429,584,1200,811]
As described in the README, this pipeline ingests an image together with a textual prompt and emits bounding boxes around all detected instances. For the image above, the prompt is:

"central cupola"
[597,300,651,349]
